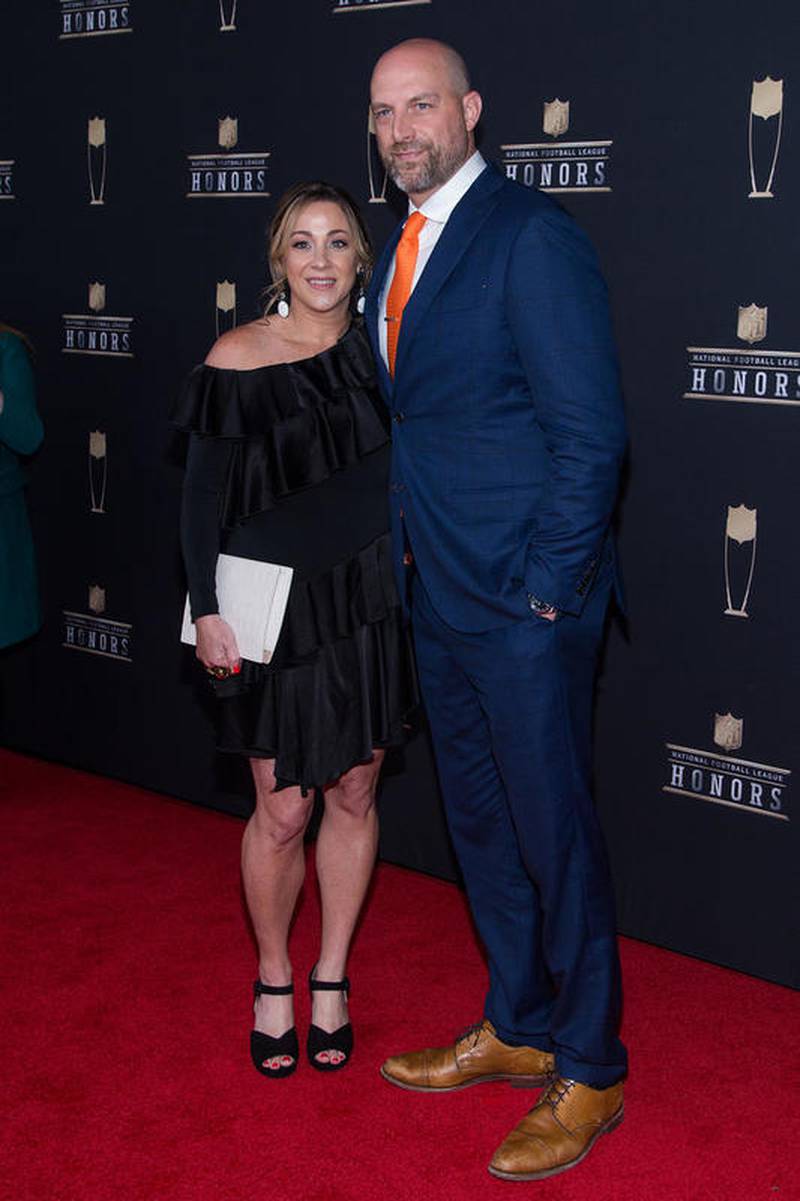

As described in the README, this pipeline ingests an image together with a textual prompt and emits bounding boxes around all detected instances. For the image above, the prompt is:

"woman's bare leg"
[242,757,314,1070]
[311,750,384,1063]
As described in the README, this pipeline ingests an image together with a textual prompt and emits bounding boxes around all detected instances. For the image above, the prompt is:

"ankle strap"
[309,973,350,995]
[253,979,293,997]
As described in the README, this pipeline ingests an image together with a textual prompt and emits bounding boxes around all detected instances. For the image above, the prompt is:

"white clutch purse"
[181,553,294,665]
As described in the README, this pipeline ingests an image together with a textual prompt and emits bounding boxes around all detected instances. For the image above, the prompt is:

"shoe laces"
[455,1020,485,1049]
[544,1077,577,1111]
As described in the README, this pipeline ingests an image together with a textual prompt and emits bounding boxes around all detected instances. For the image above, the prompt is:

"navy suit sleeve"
[505,207,627,615]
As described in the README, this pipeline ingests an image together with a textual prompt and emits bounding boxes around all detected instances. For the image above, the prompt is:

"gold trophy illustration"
[748,77,783,199]
[215,281,237,339]
[723,504,757,618]
[87,117,107,205]
[367,108,388,204]
[89,431,107,514]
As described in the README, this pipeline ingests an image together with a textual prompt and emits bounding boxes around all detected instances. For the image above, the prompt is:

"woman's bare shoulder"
[203,319,280,370]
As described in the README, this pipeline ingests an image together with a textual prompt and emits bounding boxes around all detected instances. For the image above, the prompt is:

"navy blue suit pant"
[410,568,627,1088]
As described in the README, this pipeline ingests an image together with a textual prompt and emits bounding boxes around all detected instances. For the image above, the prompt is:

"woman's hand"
[195,615,241,675]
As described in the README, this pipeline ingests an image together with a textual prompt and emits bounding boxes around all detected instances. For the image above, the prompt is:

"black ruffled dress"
[174,323,416,792]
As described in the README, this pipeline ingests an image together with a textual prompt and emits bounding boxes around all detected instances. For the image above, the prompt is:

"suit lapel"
[394,167,505,380]
[366,224,402,403]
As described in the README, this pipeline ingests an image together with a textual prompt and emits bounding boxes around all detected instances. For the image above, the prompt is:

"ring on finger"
[206,665,231,680]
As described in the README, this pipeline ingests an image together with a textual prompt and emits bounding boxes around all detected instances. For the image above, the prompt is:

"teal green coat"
[0,331,43,648]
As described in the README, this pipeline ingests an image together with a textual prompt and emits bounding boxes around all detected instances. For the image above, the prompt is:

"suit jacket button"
[393,412,405,423]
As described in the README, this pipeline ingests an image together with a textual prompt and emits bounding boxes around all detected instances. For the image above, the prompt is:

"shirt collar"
[410,151,487,226]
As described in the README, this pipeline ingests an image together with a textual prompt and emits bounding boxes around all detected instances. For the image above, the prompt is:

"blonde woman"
[174,182,415,1079]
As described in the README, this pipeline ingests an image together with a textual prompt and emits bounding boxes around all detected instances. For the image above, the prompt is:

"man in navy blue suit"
[366,39,628,1181]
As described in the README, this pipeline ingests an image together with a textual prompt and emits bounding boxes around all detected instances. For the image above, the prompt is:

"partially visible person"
[0,323,43,650]
[174,182,416,1080]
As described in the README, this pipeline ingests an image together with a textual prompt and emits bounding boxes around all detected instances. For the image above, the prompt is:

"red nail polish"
[232,664,241,674]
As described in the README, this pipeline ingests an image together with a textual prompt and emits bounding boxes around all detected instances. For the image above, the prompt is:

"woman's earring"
[355,273,366,315]
[277,287,290,319]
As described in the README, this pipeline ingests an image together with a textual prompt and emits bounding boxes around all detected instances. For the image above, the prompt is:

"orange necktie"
[385,211,427,377]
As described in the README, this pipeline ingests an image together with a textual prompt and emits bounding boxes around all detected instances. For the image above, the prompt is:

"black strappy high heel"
[307,967,353,1072]
[250,980,298,1079]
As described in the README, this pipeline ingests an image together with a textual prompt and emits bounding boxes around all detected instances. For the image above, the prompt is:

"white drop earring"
[277,287,289,319]
[355,271,366,315]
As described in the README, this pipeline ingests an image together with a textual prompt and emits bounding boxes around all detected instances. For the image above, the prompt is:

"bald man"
[364,40,628,1182]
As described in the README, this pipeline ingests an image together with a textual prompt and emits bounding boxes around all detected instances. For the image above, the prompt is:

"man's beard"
[384,134,468,195]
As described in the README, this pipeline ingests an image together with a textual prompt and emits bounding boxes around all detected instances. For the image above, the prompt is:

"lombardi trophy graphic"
[748,77,783,199]
[215,281,237,339]
[87,117,107,205]
[366,109,388,204]
[724,504,757,618]
[89,431,107,514]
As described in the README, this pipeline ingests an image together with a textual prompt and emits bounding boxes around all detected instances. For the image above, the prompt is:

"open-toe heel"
[307,967,353,1072]
[250,980,298,1079]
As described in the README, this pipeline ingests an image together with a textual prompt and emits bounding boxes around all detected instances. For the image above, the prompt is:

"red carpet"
[1,749,797,1201]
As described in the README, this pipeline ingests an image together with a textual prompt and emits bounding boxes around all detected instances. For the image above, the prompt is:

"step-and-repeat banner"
[2,3,798,988]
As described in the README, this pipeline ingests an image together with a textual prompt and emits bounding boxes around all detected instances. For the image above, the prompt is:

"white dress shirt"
[378,151,487,367]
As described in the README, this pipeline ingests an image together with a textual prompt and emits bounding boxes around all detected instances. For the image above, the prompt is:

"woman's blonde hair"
[263,181,373,316]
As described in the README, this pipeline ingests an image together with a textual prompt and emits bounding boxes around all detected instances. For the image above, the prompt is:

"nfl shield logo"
[88,282,106,313]
[543,99,570,138]
[88,584,106,614]
[218,116,238,149]
[737,304,767,344]
[714,713,743,753]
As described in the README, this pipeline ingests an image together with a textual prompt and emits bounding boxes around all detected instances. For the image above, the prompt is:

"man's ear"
[462,90,483,133]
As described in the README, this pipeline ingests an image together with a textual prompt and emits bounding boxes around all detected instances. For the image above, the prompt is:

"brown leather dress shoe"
[489,1076,624,1181]
[380,1019,554,1092]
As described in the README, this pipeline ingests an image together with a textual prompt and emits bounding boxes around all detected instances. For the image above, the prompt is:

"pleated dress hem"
[212,606,417,794]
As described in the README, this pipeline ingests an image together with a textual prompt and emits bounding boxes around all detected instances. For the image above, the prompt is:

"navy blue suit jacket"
[366,165,627,633]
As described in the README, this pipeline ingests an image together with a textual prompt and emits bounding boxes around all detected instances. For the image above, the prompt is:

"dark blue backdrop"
[1,1,798,988]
